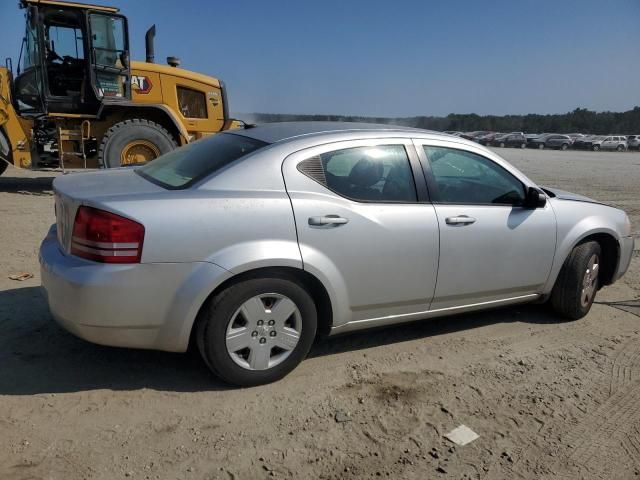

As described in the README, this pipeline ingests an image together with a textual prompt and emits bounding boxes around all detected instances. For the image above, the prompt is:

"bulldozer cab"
[13,0,131,117]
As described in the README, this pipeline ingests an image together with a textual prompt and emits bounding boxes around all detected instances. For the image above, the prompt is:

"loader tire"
[99,119,178,168]
[0,129,12,177]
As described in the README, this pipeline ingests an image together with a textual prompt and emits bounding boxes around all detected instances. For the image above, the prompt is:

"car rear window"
[137,133,268,189]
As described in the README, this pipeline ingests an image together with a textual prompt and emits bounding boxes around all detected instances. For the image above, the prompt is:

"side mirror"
[524,187,547,209]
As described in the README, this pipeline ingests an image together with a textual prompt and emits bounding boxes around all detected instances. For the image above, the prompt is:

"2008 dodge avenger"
[40,122,634,386]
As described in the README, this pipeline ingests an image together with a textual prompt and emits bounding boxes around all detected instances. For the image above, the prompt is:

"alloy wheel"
[580,254,599,308]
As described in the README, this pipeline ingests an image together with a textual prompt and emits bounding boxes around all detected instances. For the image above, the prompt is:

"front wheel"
[499,142,505,148]
[99,119,178,168]
[520,143,527,149]
[550,241,601,320]
[561,143,569,151]
[593,144,601,151]
[196,277,317,386]
[616,145,625,152]
[538,143,545,150]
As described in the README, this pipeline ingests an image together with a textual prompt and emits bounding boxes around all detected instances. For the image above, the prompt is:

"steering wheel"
[62,55,76,67]
[47,48,63,63]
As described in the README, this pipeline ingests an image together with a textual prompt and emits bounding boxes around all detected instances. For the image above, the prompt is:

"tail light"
[71,207,145,264]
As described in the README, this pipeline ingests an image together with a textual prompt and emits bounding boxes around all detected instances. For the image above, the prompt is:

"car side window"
[297,145,417,203]
[423,146,525,205]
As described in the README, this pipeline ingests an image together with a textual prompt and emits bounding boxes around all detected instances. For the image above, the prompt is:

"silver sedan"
[40,122,634,386]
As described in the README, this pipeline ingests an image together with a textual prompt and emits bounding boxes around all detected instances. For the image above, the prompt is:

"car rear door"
[282,138,439,327]
[414,140,556,310]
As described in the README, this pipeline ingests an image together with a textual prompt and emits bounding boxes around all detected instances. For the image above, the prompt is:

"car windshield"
[137,133,269,189]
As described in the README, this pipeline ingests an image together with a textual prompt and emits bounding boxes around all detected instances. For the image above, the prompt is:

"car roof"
[227,121,431,144]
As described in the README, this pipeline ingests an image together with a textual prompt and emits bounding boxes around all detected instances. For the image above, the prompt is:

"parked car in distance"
[490,133,527,148]
[477,132,503,146]
[460,131,491,141]
[626,135,640,150]
[572,135,602,150]
[592,136,628,152]
[40,122,634,386]
[528,134,573,150]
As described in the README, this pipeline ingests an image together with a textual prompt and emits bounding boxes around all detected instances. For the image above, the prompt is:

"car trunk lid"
[53,168,163,254]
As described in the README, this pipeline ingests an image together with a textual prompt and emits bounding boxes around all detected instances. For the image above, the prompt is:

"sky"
[1,0,638,117]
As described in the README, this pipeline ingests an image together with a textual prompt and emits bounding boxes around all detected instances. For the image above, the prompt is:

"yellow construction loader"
[0,0,241,176]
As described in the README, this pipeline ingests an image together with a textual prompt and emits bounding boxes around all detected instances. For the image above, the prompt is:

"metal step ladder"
[58,120,91,172]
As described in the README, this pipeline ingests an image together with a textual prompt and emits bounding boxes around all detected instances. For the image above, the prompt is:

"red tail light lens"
[71,207,145,264]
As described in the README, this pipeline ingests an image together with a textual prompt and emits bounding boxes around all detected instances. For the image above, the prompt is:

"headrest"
[348,157,383,187]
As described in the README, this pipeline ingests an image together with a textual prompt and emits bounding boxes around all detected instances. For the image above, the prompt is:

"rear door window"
[137,133,268,189]
[297,145,417,203]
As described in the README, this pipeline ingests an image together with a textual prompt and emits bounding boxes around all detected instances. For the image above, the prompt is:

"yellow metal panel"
[130,71,164,104]
[23,0,119,13]
[130,61,220,89]
[0,68,33,168]
[160,74,225,135]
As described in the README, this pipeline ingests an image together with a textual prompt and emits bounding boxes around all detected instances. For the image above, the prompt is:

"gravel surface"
[0,149,639,480]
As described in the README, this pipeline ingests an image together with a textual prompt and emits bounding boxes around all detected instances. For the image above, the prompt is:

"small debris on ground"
[334,411,352,423]
[8,273,34,281]
[444,425,480,446]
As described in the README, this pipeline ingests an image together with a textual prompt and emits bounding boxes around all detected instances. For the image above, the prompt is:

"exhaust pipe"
[145,25,156,63]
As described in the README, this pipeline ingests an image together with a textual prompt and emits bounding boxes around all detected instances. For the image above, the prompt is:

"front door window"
[423,146,525,205]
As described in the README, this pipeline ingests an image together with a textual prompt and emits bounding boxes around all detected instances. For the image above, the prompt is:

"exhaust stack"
[145,25,156,63]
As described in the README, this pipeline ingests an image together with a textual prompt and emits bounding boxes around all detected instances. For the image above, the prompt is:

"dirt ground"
[1,148,639,480]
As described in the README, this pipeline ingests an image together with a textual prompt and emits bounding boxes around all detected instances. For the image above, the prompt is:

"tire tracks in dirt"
[525,337,640,479]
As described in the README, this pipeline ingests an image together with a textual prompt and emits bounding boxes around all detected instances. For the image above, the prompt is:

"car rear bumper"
[39,226,231,352]
[614,235,635,282]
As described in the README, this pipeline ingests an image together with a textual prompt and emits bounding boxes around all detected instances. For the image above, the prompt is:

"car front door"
[602,137,614,149]
[414,140,556,310]
[282,139,439,327]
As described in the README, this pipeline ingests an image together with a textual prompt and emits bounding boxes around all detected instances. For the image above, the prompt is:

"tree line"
[244,107,640,134]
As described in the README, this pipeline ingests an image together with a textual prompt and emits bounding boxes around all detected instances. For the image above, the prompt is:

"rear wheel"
[499,142,505,148]
[99,119,177,168]
[0,129,12,176]
[538,143,545,150]
[520,143,526,149]
[561,143,569,151]
[616,144,625,152]
[196,277,317,386]
[550,241,601,320]
[593,144,601,151]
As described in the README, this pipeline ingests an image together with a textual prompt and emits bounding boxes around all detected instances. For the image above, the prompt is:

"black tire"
[520,143,526,149]
[616,145,625,152]
[98,118,177,168]
[0,129,11,177]
[561,143,569,151]
[593,144,601,151]
[499,142,505,148]
[550,241,601,320]
[196,276,317,386]
[538,143,545,150]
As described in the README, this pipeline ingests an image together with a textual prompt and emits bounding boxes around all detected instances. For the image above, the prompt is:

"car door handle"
[308,215,349,226]
[445,215,476,225]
